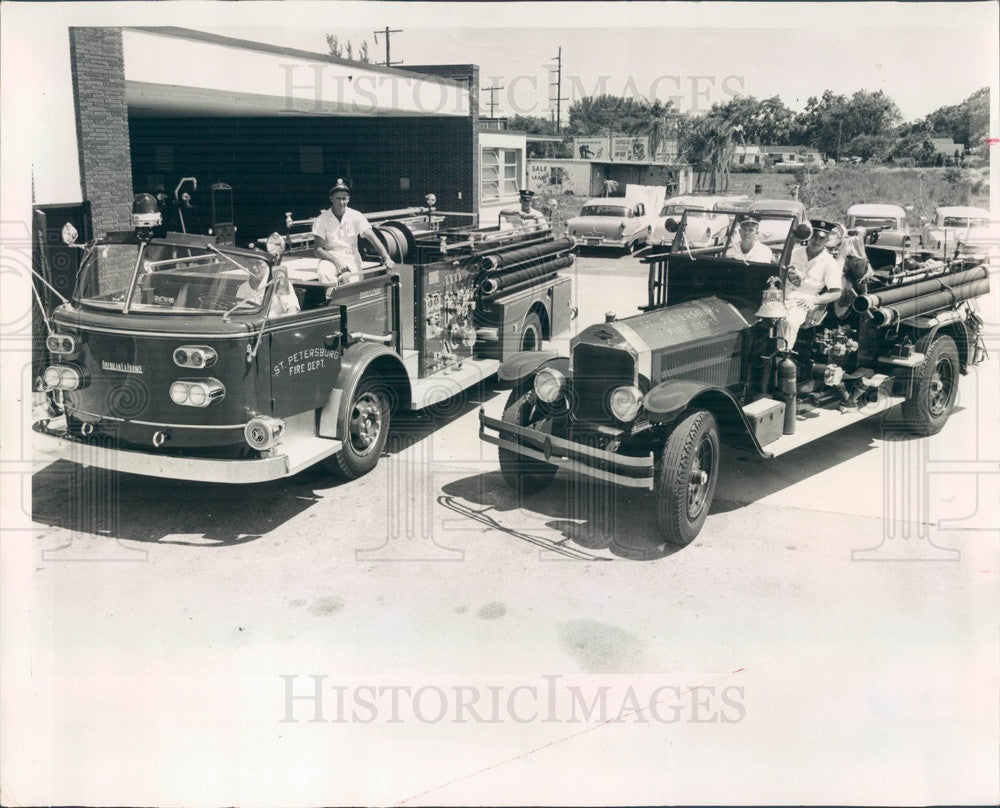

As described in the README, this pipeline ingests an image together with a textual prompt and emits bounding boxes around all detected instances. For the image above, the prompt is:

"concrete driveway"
[12,250,1000,806]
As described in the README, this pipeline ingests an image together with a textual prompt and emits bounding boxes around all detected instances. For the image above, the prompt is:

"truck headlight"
[42,364,81,390]
[169,378,225,407]
[46,334,77,354]
[173,345,217,369]
[534,367,566,403]
[609,385,643,422]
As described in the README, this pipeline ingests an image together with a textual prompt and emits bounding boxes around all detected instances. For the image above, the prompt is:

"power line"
[373,27,403,67]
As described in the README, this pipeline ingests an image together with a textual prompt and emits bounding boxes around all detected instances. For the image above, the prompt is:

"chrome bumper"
[478,408,654,489]
[32,419,342,484]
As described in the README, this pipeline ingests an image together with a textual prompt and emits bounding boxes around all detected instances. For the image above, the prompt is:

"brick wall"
[406,64,480,216]
[69,28,133,233]
[130,115,478,243]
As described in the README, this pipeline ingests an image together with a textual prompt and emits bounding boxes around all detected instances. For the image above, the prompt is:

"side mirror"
[792,222,813,241]
[61,222,79,245]
[663,217,680,234]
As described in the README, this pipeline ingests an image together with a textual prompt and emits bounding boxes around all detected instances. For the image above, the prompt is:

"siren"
[792,221,813,242]
[131,193,162,232]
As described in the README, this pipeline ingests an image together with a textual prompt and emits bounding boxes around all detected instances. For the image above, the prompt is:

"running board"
[763,396,906,457]
[409,359,500,410]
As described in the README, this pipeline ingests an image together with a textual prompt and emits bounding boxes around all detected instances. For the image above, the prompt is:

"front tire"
[901,334,959,436]
[325,374,391,479]
[655,409,719,547]
[497,387,558,497]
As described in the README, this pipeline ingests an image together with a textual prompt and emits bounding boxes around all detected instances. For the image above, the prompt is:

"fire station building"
[35,27,525,243]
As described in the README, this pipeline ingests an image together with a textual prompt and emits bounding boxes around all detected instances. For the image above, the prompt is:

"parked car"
[481,210,990,546]
[649,195,750,247]
[566,197,653,253]
[922,206,994,257]
[747,198,807,244]
[846,203,919,249]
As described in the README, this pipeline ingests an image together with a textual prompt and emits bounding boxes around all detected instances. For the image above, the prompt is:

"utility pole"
[549,47,568,132]
[373,26,403,67]
[482,84,504,119]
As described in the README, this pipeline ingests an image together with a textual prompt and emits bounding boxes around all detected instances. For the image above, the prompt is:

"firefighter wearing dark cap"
[501,189,547,228]
[778,219,844,350]
[725,215,775,263]
[312,179,395,284]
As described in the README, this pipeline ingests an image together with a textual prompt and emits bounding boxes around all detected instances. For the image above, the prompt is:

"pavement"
[7,249,999,806]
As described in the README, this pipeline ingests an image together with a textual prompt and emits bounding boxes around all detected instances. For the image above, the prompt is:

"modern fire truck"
[480,209,991,546]
[32,194,575,482]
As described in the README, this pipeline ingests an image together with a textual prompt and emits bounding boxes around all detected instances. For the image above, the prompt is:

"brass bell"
[755,275,787,319]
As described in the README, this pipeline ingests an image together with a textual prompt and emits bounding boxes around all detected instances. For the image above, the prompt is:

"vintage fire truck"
[32,194,575,482]
[480,208,991,546]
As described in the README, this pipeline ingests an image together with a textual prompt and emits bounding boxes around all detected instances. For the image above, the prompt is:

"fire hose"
[867,277,990,326]
[480,238,577,273]
[853,265,989,312]
[479,255,575,298]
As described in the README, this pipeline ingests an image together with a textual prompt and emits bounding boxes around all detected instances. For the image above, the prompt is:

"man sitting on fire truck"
[500,189,547,229]
[312,179,396,284]
[778,219,844,351]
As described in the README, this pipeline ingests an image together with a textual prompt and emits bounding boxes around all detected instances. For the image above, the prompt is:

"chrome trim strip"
[70,409,247,430]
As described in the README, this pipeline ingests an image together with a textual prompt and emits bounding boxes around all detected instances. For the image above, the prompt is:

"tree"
[921,87,989,146]
[709,94,796,145]
[326,33,371,63]
[796,89,901,158]
[680,114,734,192]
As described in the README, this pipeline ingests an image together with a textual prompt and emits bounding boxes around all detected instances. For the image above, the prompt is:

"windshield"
[659,204,705,217]
[849,216,900,229]
[76,241,271,315]
[942,216,990,228]
[580,205,628,217]
[669,211,791,259]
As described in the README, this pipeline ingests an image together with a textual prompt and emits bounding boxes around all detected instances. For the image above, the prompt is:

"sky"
[196,5,997,123]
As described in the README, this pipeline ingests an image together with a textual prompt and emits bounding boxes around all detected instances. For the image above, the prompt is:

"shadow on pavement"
[442,407,926,560]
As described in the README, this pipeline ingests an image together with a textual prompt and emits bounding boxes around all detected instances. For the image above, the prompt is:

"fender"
[496,349,565,388]
[643,379,765,455]
[318,341,409,440]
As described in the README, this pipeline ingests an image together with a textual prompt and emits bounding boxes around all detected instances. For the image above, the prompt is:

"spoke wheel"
[656,409,720,547]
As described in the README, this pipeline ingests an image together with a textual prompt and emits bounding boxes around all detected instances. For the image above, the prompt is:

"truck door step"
[763,395,906,457]
[409,359,500,410]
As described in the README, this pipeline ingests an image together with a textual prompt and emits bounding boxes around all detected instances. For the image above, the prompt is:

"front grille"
[572,343,635,423]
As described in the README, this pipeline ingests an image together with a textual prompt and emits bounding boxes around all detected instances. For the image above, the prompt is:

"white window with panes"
[481,148,521,203]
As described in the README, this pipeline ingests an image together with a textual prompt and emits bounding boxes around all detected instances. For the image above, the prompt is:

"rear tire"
[497,388,558,497]
[520,311,543,353]
[901,334,959,436]
[325,374,391,479]
[655,409,719,547]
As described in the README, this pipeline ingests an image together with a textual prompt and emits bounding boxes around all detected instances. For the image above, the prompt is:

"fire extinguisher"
[778,354,798,435]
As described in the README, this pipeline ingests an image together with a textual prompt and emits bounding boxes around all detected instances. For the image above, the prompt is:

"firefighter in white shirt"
[312,179,395,284]
[725,215,775,263]
[501,189,548,228]
[778,219,844,351]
